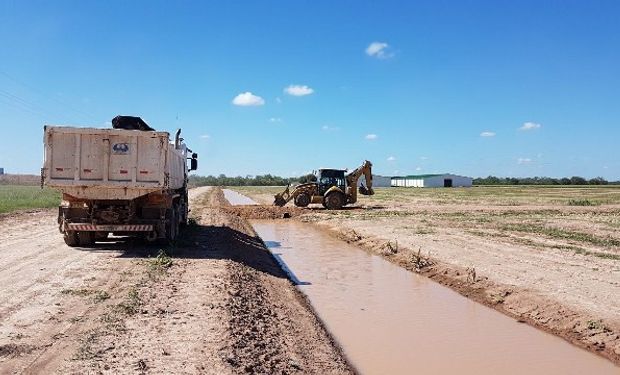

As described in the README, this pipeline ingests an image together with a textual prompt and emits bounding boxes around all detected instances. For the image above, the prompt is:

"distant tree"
[298,173,317,184]
[570,176,587,185]
[589,177,608,185]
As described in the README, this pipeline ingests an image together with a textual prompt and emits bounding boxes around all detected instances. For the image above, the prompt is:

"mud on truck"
[42,116,198,247]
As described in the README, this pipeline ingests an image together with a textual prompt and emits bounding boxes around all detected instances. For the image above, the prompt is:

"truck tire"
[64,231,79,247]
[166,208,178,242]
[78,231,95,247]
[324,192,345,210]
[294,193,311,207]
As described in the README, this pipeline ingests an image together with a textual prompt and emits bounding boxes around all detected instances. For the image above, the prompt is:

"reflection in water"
[253,220,619,375]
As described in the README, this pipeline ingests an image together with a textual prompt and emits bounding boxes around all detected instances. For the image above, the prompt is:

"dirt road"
[0,187,351,374]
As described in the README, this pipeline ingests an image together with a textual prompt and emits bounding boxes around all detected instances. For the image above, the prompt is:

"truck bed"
[43,126,187,200]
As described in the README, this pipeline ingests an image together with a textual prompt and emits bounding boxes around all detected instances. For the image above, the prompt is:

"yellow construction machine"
[274,160,374,210]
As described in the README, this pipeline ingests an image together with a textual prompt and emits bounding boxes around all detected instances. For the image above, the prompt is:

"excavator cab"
[317,169,346,196]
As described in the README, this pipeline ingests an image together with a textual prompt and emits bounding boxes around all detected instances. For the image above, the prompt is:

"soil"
[233,187,620,366]
[0,187,352,374]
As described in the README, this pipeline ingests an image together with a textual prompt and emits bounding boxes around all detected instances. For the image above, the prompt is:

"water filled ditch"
[224,190,619,374]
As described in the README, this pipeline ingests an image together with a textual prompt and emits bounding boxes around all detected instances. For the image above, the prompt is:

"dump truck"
[42,116,198,247]
[274,160,374,209]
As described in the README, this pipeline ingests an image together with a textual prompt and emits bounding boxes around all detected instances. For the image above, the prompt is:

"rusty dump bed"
[43,126,187,200]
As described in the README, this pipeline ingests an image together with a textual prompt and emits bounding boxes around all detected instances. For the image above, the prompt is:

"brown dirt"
[0,187,352,374]
[221,205,305,220]
[230,187,620,366]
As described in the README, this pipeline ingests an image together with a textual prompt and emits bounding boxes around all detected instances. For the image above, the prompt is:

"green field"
[0,185,61,214]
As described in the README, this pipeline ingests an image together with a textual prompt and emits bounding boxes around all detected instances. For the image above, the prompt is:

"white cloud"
[200,134,210,139]
[232,92,265,106]
[387,156,396,161]
[269,117,282,123]
[420,156,428,160]
[365,134,378,140]
[517,157,532,164]
[365,42,393,59]
[480,131,496,137]
[322,125,340,131]
[284,85,314,96]
[416,166,422,171]
[520,122,541,131]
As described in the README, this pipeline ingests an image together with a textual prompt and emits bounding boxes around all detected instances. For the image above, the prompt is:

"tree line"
[473,176,618,186]
[189,174,297,187]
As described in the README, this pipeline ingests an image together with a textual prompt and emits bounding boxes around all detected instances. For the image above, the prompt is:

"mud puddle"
[252,221,619,374]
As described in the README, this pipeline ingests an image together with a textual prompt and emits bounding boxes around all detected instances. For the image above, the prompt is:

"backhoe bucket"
[274,194,287,207]
[274,185,290,207]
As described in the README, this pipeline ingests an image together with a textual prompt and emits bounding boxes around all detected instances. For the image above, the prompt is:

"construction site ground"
[0,187,352,374]
[229,185,620,366]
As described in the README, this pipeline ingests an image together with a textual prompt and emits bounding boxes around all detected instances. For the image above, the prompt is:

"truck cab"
[317,169,346,196]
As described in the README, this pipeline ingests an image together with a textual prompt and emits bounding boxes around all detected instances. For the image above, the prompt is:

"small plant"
[115,288,142,316]
[93,290,110,303]
[148,249,173,274]
[410,247,433,272]
[586,319,608,331]
[568,199,597,206]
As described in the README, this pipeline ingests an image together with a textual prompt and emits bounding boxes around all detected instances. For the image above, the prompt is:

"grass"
[0,185,60,213]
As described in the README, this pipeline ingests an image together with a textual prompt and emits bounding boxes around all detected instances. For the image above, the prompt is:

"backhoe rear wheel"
[324,192,345,210]
[294,193,310,207]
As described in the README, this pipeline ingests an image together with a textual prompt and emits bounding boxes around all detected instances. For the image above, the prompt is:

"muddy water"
[253,221,619,375]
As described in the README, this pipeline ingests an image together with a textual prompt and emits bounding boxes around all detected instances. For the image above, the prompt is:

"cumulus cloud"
[365,42,392,59]
[517,157,532,164]
[520,122,541,131]
[387,156,396,161]
[232,92,265,106]
[269,117,282,123]
[480,131,496,137]
[365,134,378,140]
[284,85,314,96]
[415,166,422,171]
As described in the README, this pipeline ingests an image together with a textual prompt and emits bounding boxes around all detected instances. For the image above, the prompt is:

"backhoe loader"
[274,160,374,210]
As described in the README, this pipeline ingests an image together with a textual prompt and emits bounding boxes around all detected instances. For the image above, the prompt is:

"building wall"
[0,168,4,175]
[358,174,391,188]
[391,174,472,188]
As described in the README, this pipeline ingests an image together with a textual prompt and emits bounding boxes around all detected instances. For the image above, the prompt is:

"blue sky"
[1,0,618,179]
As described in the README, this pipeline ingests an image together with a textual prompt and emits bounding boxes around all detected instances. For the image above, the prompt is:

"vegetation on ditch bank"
[0,185,60,213]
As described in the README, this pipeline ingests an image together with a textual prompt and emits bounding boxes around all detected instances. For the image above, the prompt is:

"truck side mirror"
[190,155,198,171]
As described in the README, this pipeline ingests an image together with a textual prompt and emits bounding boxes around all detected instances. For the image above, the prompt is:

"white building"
[357,174,391,188]
[391,174,472,188]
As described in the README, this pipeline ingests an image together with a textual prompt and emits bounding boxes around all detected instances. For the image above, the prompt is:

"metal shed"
[357,174,392,188]
[391,174,472,188]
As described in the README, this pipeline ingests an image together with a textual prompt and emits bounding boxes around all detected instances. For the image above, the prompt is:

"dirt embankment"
[0,187,352,374]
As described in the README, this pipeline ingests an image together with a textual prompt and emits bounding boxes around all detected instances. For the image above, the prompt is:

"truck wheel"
[64,231,79,247]
[294,193,310,207]
[166,209,178,241]
[78,231,95,246]
[324,192,344,210]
